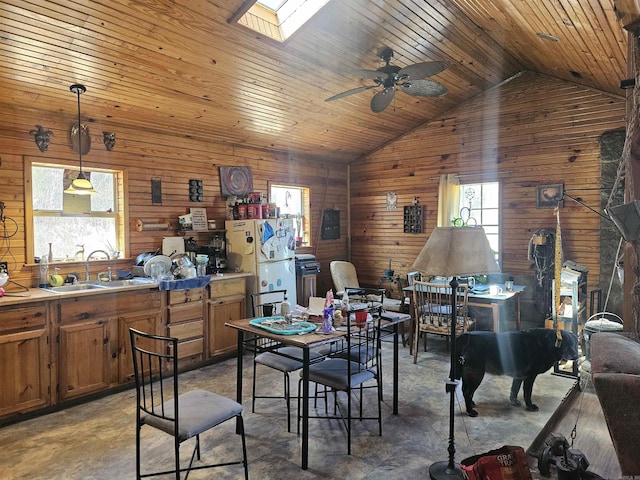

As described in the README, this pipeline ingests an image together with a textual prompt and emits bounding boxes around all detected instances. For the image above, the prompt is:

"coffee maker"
[205,231,227,273]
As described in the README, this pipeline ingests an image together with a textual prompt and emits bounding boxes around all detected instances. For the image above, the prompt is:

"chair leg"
[135,423,142,480]
[347,388,352,455]
[174,427,180,480]
[283,371,291,433]
[252,360,258,413]
[237,414,249,480]
[413,324,420,364]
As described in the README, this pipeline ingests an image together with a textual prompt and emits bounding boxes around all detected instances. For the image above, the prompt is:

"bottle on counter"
[38,255,49,288]
[281,294,291,322]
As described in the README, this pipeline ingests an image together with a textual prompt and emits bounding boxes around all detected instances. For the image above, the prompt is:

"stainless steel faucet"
[85,250,111,281]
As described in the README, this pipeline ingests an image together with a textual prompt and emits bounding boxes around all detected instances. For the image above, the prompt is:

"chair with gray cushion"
[298,288,384,454]
[250,290,322,432]
[130,328,248,480]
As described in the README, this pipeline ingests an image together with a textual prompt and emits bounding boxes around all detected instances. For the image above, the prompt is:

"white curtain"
[437,174,460,227]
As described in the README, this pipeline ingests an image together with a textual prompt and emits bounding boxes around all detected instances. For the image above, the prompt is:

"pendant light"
[64,84,97,195]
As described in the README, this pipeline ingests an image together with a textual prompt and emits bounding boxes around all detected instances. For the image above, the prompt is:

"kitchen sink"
[41,283,110,293]
[99,278,156,287]
[41,278,156,293]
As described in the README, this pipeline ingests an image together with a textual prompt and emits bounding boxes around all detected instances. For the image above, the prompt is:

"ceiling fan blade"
[325,85,377,102]
[398,61,447,80]
[400,79,448,97]
[370,87,395,112]
[353,68,389,80]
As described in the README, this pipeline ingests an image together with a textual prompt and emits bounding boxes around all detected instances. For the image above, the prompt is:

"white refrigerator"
[225,218,297,310]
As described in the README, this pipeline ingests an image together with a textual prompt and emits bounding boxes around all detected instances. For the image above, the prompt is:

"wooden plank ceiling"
[0,0,628,163]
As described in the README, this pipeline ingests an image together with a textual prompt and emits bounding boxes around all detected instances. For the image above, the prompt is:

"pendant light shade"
[64,84,96,195]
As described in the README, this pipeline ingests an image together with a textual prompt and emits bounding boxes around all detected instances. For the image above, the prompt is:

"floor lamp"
[412,227,500,480]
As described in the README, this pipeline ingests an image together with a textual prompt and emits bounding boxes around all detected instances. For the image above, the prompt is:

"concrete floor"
[0,336,578,479]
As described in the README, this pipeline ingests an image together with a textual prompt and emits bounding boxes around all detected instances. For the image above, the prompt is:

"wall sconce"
[64,84,96,195]
[29,125,54,153]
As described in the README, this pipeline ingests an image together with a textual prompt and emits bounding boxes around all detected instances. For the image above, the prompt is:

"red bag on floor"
[460,445,532,480]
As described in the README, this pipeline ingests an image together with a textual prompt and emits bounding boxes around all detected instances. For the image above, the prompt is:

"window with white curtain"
[458,182,501,258]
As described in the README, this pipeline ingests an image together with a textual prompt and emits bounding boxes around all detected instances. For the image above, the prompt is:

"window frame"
[268,182,311,248]
[25,158,129,265]
[458,181,502,264]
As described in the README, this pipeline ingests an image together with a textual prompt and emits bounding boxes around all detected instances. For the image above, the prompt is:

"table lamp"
[411,226,500,480]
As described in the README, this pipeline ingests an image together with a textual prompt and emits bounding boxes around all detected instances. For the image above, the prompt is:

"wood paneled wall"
[350,72,625,306]
[0,71,627,307]
[0,104,347,292]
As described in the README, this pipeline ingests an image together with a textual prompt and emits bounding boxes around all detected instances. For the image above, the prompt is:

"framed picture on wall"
[536,184,564,208]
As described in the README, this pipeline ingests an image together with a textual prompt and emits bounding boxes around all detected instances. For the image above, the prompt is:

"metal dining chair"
[298,288,384,454]
[250,290,322,432]
[130,328,248,479]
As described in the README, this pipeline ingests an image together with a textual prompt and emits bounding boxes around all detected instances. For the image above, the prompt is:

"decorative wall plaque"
[404,205,423,233]
[70,122,91,155]
[321,209,340,240]
[189,179,203,202]
[220,166,253,197]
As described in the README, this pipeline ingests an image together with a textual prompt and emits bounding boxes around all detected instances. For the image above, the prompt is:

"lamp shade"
[411,226,500,277]
[64,175,97,195]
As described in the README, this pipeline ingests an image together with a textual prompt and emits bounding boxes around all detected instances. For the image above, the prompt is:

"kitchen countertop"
[0,272,253,307]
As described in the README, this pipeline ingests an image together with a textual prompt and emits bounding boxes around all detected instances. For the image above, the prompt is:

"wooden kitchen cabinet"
[56,289,162,401]
[0,301,50,417]
[166,288,205,369]
[207,277,246,357]
[119,310,161,383]
[58,316,117,401]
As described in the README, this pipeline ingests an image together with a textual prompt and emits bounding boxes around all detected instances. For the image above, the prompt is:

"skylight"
[233,0,330,42]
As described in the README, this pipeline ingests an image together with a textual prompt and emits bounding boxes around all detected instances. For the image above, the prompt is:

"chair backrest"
[330,261,360,297]
[130,328,179,426]
[412,281,469,330]
[251,289,288,317]
[407,271,423,286]
[343,287,385,368]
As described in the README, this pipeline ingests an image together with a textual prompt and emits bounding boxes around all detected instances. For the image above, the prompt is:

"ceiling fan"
[325,47,447,113]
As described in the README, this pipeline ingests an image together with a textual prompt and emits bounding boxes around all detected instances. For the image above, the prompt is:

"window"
[458,182,501,258]
[29,161,125,263]
[233,0,330,42]
[269,183,310,247]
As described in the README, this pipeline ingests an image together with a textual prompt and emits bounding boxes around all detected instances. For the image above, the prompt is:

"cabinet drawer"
[167,301,203,324]
[0,304,46,334]
[168,288,203,305]
[60,291,161,323]
[173,338,203,359]
[210,278,245,298]
[168,319,203,340]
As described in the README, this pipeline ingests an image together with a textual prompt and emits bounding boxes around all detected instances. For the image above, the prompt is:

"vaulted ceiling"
[0,1,629,163]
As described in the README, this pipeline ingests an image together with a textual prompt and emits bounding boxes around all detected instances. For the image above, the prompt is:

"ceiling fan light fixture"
[65,83,97,195]
[325,48,448,113]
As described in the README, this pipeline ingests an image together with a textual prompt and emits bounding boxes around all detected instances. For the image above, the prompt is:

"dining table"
[225,311,410,470]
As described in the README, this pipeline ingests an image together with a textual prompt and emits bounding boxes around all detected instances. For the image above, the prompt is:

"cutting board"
[162,237,185,256]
